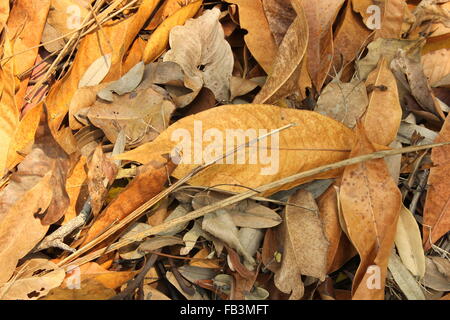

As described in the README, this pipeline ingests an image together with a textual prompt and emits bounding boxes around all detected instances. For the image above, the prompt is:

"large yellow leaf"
[115,104,355,195]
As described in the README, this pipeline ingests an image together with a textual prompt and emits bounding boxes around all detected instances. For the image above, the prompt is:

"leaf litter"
[0,0,449,301]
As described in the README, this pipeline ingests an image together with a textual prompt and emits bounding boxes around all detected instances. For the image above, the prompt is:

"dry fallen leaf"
[274,190,329,299]
[394,206,426,278]
[227,0,278,74]
[363,57,402,146]
[315,78,369,129]
[423,114,450,250]
[115,104,355,195]
[79,158,176,247]
[87,85,176,147]
[163,8,234,105]
[340,125,402,300]
[302,0,345,91]
[143,0,203,63]
[253,0,308,104]
[0,258,65,300]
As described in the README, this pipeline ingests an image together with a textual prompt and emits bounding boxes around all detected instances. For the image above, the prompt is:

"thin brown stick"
[59,141,450,269]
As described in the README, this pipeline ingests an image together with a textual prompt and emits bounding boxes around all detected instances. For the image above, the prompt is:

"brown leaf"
[423,114,450,250]
[317,185,357,273]
[227,0,278,74]
[422,48,450,86]
[363,57,402,145]
[87,86,175,147]
[315,78,369,128]
[274,190,329,299]
[253,0,308,104]
[0,258,65,300]
[0,173,53,283]
[339,125,402,299]
[0,36,20,176]
[79,158,176,247]
[332,1,371,72]
[302,0,345,91]
[163,8,233,104]
[391,47,445,120]
[87,145,117,216]
[42,278,116,300]
[262,0,296,46]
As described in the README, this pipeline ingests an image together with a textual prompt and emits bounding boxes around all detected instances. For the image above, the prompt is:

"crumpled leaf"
[391,47,445,120]
[114,104,355,196]
[163,8,233,105]
[422,256,450,292]
[45,0,160,132]
[0,258,65,300]
[315,78,369,128]
[97,62,145,102]
[253,0,308,104]
[2,113,75,226]
[340,125,402,300]
[274,190,329,300]
[143,0,203,63]
[87,85,175,147]
[0,174,53,284]
[356,38,419,80]
[202,209,255,266]
[423,114,450,250]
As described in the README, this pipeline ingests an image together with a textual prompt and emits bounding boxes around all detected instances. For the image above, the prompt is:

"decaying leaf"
[423,114,450,250]
[340,125,402,299]
[315,78,369,128]
[0,258,65,300]
[253,0,308,104]
[163,8,233,104]
[227,0,278,74]
[274,190,329,300]
[87,85,175,146]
